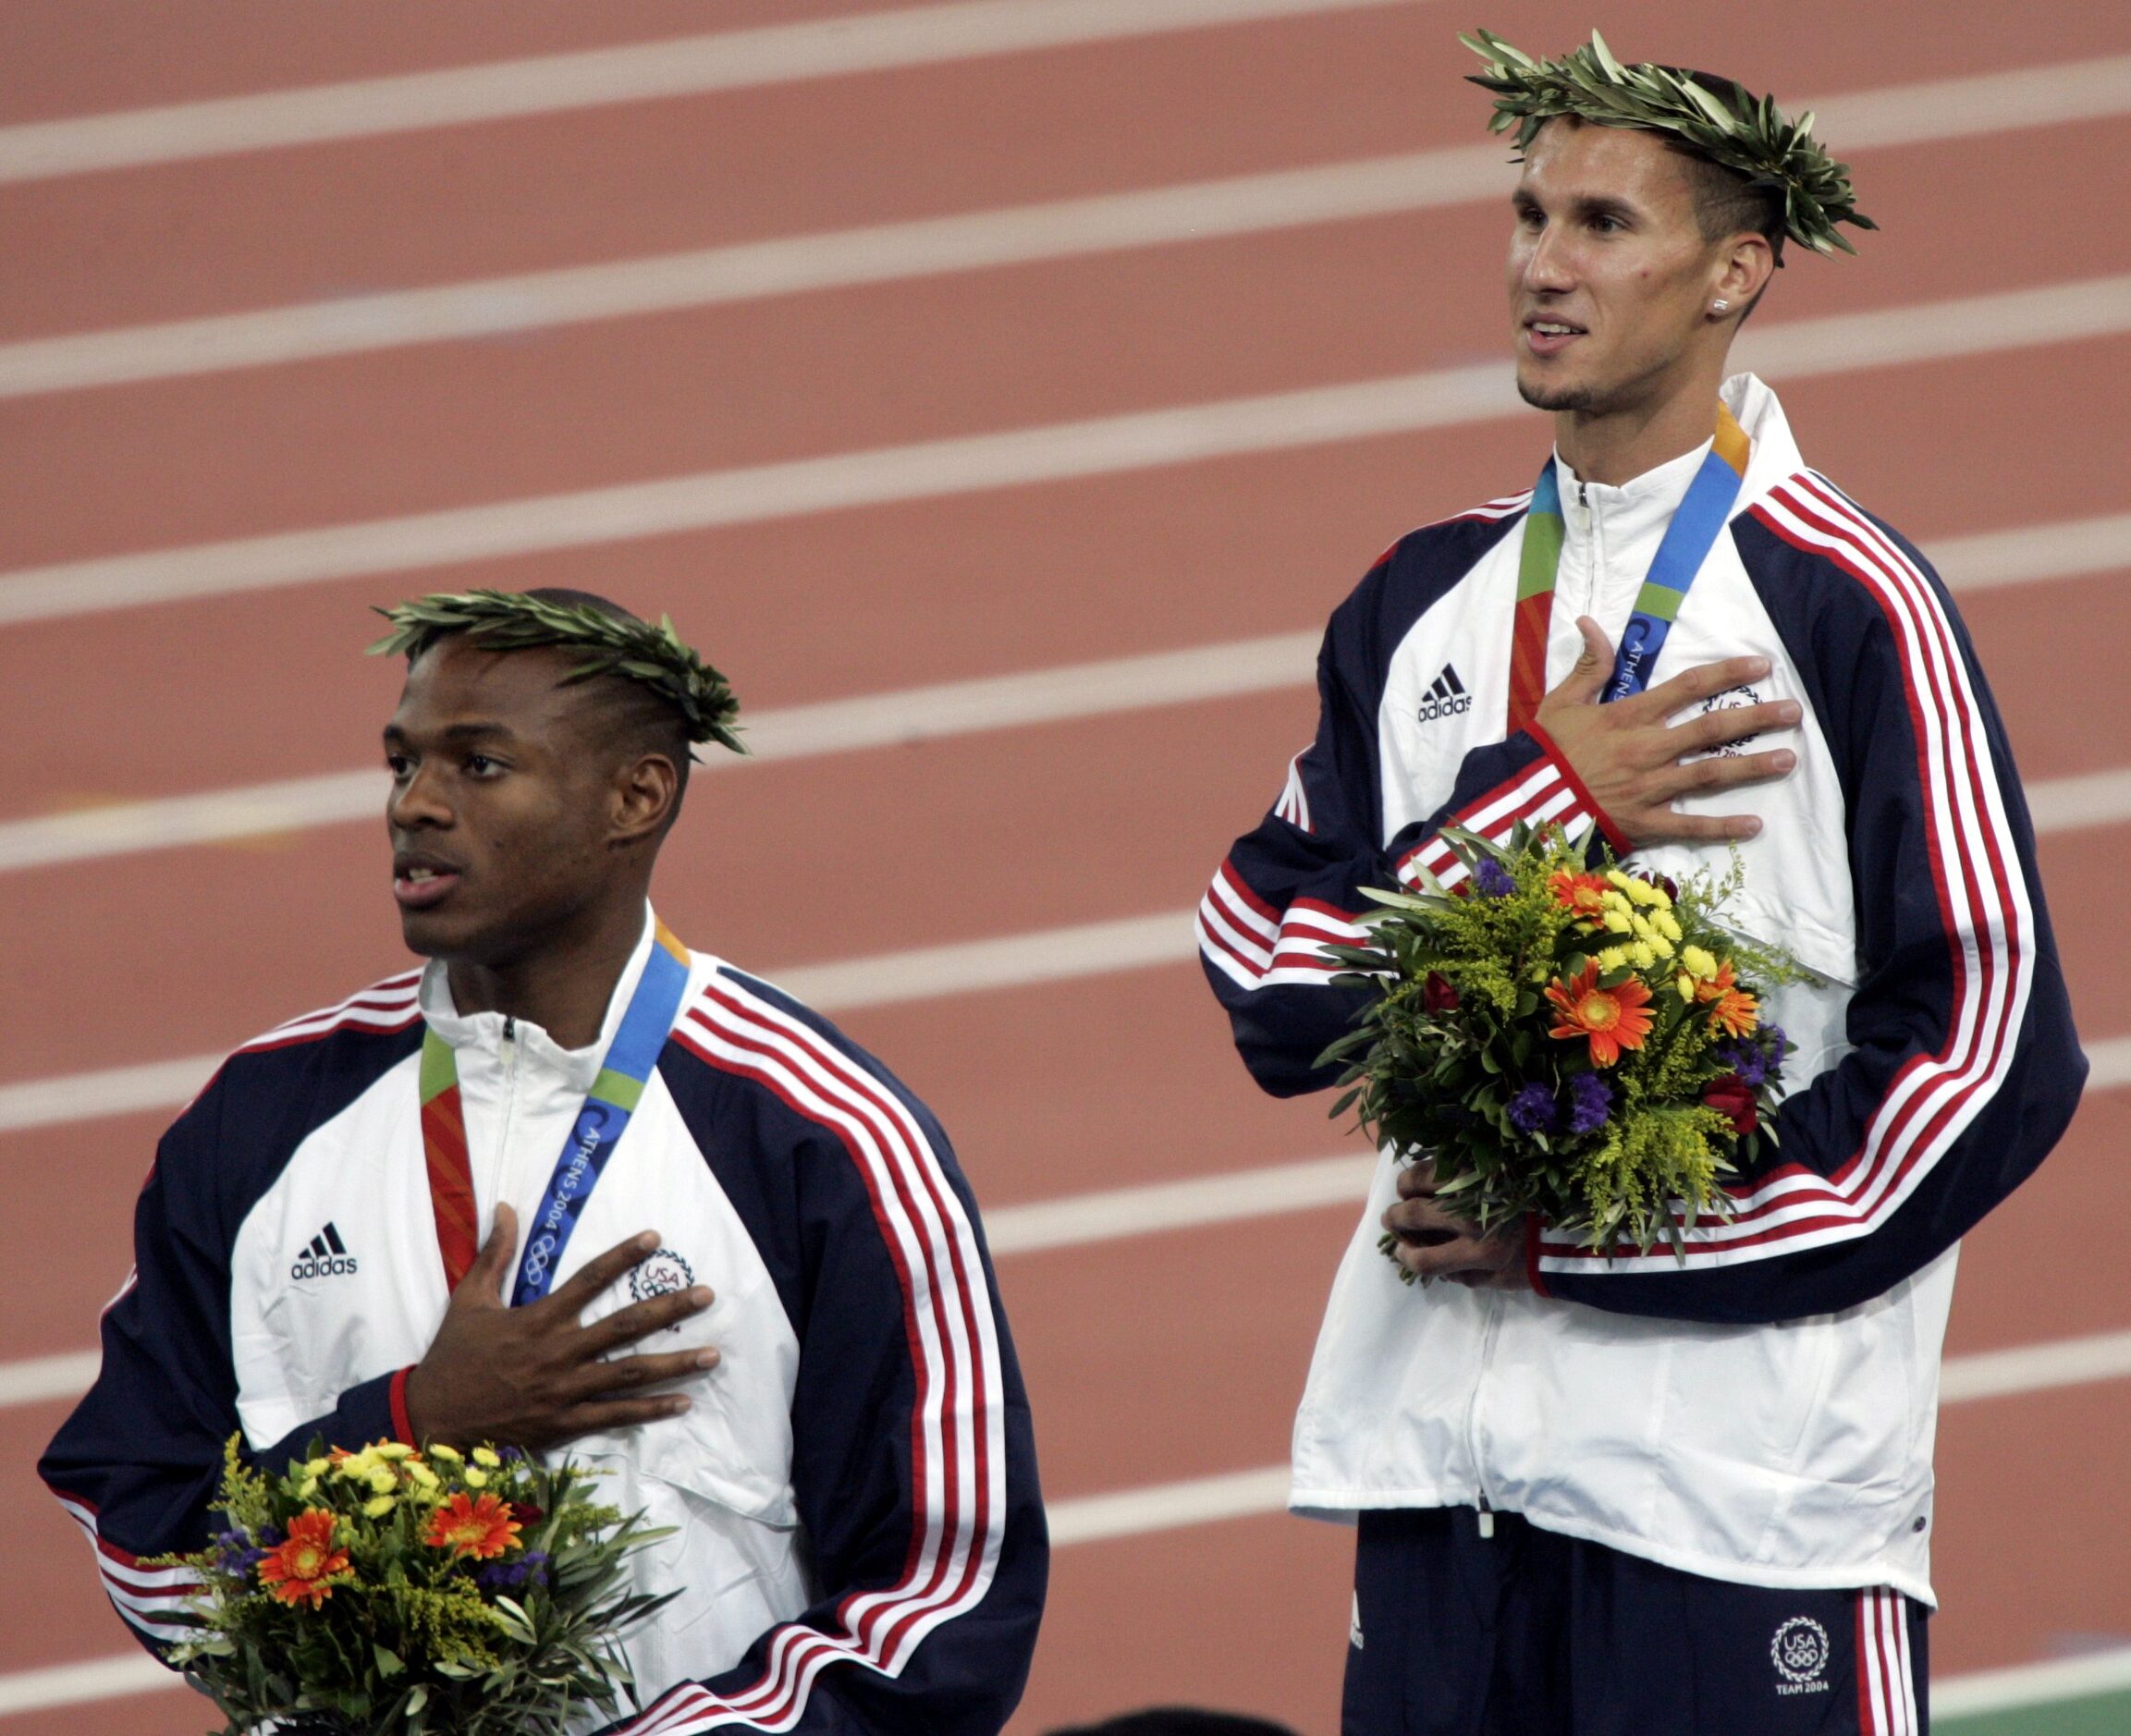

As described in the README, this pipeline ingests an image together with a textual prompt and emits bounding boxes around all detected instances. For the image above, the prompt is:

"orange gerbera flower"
[1545,960,1655,1068]
[1708,984,1760,1039]
[256,1509,349,1608]
[424,1490,522,1560]
[1548,870,1611,924]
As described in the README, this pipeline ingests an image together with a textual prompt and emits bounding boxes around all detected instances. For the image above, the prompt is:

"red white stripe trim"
[48,1489,200,1647]
[631,971,1006,1732]
[1195,859,1368,992]
[165,967,425,1119]
[1856,1586,1921,1734]
[1273,750,1314,834]
[239,968,423,1054]
[1443,488,1534,525]
[1538,472,2035,1273]
[1397,751,1595,892]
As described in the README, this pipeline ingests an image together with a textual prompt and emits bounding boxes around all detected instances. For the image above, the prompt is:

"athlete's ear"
[1708,231,1775,322]
[608,753,680,847]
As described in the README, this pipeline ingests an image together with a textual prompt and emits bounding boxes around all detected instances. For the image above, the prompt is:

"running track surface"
[3,3,2128,1731]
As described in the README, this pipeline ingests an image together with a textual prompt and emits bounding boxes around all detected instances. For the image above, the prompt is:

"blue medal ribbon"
[508,923,692,1308]
[1517,403,1753,711]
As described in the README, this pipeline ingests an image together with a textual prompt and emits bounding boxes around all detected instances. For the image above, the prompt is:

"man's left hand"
[1382,1162,1530,1290]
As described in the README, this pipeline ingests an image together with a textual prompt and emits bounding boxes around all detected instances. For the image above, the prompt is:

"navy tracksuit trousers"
[1342,1509,1929,1735]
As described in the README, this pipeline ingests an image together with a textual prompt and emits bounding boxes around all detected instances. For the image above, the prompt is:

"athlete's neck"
[445,897,647,1050]
[1554,357,1731,487]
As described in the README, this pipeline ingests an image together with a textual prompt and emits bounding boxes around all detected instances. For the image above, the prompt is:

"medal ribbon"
[419,920,692,1303]
[1505,404,1751,735]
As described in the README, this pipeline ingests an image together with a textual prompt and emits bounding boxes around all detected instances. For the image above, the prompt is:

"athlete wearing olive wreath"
[1197,32,2084,1735]
[43,590,1047,1733]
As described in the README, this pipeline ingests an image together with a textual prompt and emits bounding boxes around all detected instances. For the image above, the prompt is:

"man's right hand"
[1533,616,1802,847]
[401,1204,719,1450]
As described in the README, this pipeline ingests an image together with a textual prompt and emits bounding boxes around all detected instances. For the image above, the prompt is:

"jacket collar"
[417,904,659,1093]
[1547,372,1805,526]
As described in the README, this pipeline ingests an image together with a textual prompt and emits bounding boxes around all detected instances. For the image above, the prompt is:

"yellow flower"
[1654,911,1683,942]
[297,1478,320,1500]
[427,1444,463,1463]
[362,1494,396,1518]
[1598,946,1632,972]
[375,1443,413,1461]
[1676,973,1696,1000]
[303,1456,332,1477]
[1647,933,1675,960]
[1629,941,1657,971]
[465,1468,488,1489]
[1603,911,1635,935]
[1599,888,1633,913]
[1604,869,1635,892]
[1680,944,1720,981]
[472,1448,502,1469]
[369,1468,397,1496]
[409,1463,440,1490]
[333,1449,379,1481]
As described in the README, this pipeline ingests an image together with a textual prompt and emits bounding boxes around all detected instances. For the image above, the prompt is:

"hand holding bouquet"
[1317,823,1807,1266]
[154,1435,673,1735]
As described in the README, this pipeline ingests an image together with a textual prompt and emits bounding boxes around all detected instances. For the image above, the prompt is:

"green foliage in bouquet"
[152,1436,676,1736]
[1316,822,1811,1265]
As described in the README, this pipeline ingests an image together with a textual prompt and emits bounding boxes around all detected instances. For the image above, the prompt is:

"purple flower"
[1473,857,1516,899]
[477,1550,551,1595]
[1567,1072,1613,1135]
[1715,1024,1791,1089]
[213,1527,268,1577]
[1714,1039,1768,1086]
[1507,1082,1559,1134]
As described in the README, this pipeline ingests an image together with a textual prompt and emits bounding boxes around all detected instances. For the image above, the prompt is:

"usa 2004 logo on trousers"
[1770,1615,1831,1695]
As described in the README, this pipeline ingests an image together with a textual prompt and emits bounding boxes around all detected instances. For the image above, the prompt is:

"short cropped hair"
[517,586,694,822]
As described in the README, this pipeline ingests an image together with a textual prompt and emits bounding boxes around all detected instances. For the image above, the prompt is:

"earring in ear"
[1711,299,1732,314]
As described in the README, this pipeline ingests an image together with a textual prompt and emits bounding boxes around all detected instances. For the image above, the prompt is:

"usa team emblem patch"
[1770,1614,1831,1694]
[629,1247,695,1304]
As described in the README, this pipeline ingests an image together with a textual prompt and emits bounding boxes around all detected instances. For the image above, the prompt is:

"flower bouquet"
[1317,822,1807,1266]
[153,1436,674,1735]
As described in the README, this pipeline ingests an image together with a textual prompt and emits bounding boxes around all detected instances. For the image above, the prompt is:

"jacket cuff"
[1524,1213,1550,1297]
[1525,721,1632,857]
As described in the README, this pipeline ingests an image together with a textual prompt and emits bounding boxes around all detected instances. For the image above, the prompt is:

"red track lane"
[5,347,2129,817]
[13,1,2125,340]
[0,7,1459,339]
[7,107,2128,576]
[0,0,891,125]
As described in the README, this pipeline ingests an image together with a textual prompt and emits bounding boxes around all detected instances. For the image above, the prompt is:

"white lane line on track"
[5,272,2128,631]
[0,632,1320,871]
[1932,1646,2131,1718]
[0,0,1415,188]
[10,53,2131,398]
[0,911,1191,1135]
[3,928,2127,1144]
[1,612,2125,875]
[0,1652,176,1718]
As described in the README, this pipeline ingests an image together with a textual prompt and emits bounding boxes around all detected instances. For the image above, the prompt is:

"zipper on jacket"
[491,1017,520,1208]
[1464,1293,1506,1535]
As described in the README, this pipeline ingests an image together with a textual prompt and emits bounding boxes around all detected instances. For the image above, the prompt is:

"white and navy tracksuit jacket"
[42,915,1046,1733]
[1199,374,2085,1603]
